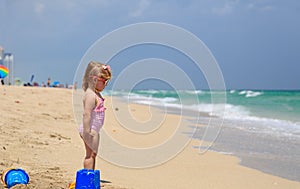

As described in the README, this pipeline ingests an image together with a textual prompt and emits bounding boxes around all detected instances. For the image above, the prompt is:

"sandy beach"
[1,86,300,189]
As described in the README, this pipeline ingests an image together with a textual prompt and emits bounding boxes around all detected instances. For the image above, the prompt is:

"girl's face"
[95,77,108,92]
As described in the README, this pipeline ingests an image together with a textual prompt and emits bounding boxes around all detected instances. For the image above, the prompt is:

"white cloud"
[246,1,275,12]
[212,0,239,15]
[261,5,274,12]
[129,0,150,17]
[212,4,233,15]
[247,3,255,9]
[34,2,45,14]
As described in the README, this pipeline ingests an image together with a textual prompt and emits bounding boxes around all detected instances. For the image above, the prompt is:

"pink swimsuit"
[79,95,106,133]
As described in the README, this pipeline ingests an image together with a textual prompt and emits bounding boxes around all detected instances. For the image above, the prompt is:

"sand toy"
[0,168,29,188]
[75,169,100,189]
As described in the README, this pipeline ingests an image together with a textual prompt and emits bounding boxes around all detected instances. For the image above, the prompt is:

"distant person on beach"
[79,61,112,170]
[74,82,78,90]
[47,77,51,87]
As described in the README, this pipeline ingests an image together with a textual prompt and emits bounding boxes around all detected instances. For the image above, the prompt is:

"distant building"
[0,46,4,65]
[4,53,14,85]
[0,46,15,85]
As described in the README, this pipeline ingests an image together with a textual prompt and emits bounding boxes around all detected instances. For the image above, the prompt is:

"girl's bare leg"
[83,130,99,170]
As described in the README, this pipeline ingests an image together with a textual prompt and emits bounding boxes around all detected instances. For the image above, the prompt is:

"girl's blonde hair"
[82,61,112,91]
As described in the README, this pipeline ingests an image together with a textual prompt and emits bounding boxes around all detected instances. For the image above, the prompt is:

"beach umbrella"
[30,74,34,83]
[0,65,9,79]
[53,81,60,87]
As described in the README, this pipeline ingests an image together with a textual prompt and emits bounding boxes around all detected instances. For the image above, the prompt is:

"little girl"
[79,61,112,170]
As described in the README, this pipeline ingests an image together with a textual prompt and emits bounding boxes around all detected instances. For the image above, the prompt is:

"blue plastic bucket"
[2,168,29,188]
[75,169,100,189]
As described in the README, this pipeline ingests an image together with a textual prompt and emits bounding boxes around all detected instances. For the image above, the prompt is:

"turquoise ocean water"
[105,90,300,137]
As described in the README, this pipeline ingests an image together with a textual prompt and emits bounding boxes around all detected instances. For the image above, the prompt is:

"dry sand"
[0,86,299,189]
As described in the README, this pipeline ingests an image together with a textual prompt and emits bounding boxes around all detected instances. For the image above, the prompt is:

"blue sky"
[0,0,299,89]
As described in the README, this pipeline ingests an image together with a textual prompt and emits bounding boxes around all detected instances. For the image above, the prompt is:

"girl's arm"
[82,91,95,140]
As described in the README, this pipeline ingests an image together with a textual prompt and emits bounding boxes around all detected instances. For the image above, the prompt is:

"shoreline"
[124,98,300,182]
[1,86,300,188]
